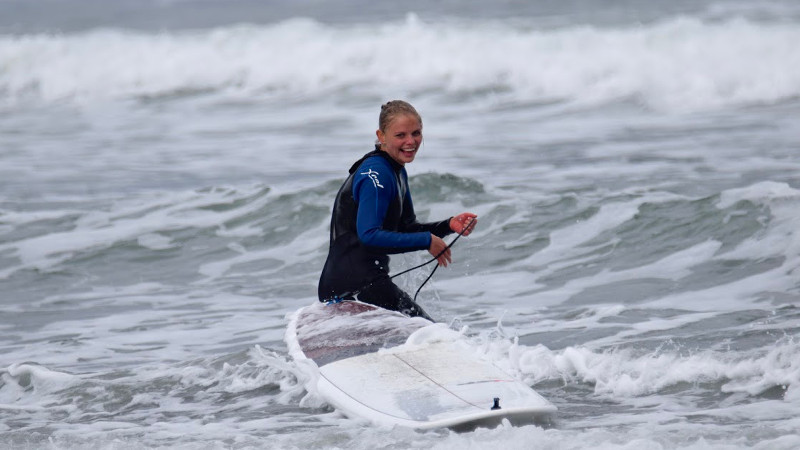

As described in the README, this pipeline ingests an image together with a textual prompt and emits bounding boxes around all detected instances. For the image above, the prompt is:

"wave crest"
[2,15,798,111]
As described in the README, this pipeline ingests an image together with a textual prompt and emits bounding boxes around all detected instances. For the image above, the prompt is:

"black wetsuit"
[317,149,453,320]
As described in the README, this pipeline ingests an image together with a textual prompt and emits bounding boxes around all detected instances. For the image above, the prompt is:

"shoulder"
[358,154,393,172]
[354,156,395,185]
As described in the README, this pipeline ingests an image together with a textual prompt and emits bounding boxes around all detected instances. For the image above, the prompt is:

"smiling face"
[376,114,423,166]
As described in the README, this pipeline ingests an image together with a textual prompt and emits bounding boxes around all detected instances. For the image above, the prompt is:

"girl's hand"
[429,235,452,267]
[450,213,478,236]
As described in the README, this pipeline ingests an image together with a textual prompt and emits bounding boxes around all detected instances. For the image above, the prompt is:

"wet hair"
[378,100,422,133]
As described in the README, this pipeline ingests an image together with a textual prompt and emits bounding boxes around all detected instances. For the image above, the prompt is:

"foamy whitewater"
[2,0,800,448]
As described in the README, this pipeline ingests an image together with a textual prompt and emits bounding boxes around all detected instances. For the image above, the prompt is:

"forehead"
[385,114,421,131]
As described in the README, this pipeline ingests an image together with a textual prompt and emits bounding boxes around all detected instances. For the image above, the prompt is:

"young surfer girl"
[317,100,477,321]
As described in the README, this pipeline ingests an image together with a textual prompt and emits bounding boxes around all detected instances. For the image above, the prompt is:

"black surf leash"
[395,217,476,302]
[333,217,476,303]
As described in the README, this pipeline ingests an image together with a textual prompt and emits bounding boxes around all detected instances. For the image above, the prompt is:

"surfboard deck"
[285,300,556,430]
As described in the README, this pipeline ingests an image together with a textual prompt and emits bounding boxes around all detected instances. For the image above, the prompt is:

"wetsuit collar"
[348,147,404,174]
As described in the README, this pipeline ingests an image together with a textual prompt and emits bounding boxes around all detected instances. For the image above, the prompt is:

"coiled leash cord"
[337,217,476,303]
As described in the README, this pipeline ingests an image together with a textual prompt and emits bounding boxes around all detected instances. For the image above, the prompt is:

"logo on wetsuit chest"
[360,169,384,189]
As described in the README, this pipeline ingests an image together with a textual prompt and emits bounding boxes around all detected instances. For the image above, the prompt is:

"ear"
[375,129,384,147]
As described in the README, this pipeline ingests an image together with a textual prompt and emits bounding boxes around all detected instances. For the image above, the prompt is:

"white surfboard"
[285,300,556,430]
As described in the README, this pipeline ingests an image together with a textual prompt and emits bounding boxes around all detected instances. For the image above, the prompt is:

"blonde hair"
[378,100,422,133]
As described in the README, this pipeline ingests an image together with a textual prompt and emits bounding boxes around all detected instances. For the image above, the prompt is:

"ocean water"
[2,0,800,448]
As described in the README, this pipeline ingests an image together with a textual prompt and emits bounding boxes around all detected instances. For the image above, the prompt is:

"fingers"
[429,235,452,267]
[461,217,477,236]
[451,212,478,235]
[438,247,452,267]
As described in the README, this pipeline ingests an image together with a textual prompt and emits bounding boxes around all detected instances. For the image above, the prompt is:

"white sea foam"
[0,364,80,410]
[136,232,176,250]
[1,15,798,111]
[717,181,800,209]
[471,334,800,401]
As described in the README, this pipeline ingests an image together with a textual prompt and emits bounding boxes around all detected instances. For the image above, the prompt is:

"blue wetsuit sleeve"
[353,161,432,253]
